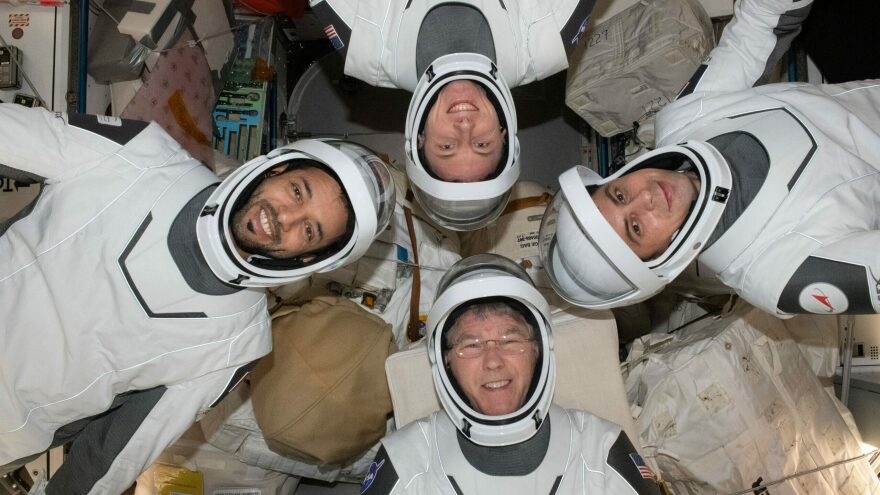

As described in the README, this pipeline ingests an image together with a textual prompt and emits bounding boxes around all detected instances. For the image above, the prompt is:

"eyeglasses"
[450,335,535,359]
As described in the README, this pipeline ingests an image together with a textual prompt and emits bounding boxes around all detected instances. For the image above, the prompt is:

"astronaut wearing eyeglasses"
[360,254,661,494]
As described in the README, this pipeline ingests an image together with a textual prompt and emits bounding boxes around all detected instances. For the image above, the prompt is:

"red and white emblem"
[798,283,848,314]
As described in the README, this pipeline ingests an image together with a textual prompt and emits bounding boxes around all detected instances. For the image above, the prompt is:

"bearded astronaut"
[0,104,395,493]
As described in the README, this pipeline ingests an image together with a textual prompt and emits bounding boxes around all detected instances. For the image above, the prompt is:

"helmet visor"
[539,191,638,306]
[427,254,554,445]
[322,139,396,236]
[412,183,510,231]
[439,296,544,415]
[416,79,511,182]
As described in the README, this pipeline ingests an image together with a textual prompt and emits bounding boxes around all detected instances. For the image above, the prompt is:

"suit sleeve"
[309,0,353,59]
[678,0,814,98]
[558,0,597,57]
[0,104,149,184]
[39,365,254,495]
[605,432,663,495]
[776,232,880,315]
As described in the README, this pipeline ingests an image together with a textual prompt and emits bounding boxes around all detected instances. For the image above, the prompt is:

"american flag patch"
[629,453,654,479]
[324,24,344,50]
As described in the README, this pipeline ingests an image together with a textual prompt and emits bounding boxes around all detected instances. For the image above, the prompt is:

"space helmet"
[405,53,520,231]
[539,142,732,309]
[197,139,396,287]
[427,254,554,446]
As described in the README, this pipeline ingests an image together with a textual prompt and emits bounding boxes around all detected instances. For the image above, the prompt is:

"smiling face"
[231,165,349,261]
[444,308,539,416]
[420,80,506,182]
[592,168,701,260]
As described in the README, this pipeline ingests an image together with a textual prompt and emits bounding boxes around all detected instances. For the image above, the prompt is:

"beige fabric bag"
[566,0,713,138]
[251,295,397,466]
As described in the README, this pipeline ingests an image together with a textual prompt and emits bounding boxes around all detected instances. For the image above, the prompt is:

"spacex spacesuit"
[0,105,394,493]
[365,405,659,494]
[309,0,596,231]
[308,0,592,92]
[361,255,660,494]
[200,168,463,482]
[541,0,880,317]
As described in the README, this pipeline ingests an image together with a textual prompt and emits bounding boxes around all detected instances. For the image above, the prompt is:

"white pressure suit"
[201,167,462,481]
[308,0,594,91]
[361,405,659,494]
[658,0,880,316]
[0,105,271,493]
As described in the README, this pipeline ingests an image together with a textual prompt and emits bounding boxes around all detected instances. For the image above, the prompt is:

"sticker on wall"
[8,13,29,28]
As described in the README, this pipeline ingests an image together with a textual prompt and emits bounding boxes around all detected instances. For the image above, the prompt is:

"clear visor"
[322,139,396,235]
[539,192,637,306]
[413,184,509,231]
[438,295,544,412]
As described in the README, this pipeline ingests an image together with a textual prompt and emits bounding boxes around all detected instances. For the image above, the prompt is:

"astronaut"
[360,254,661,494]
[0,105,395,493]
[309,0,596,230]
[540,0,880,317]
[198,165,464,484]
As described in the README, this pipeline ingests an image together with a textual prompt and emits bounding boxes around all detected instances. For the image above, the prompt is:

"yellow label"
[155,463,203,495]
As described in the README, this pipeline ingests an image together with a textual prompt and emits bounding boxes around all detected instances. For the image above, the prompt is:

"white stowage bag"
[565,0,713,139]
[624,304,878,495]
[133,415,302,495]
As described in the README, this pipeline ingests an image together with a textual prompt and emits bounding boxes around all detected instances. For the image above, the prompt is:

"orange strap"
[403,206,422,343]
[500,193,552,216]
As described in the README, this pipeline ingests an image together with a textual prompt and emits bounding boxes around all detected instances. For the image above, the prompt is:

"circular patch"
[798,283,848,314]
[11,28,23,40]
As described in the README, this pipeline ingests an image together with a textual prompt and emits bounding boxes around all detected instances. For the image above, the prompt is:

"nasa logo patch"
[570,15,591,45]
[798,283,848,314]
[360,458,386,494]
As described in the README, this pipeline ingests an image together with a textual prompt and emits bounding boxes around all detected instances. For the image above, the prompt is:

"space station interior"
[1,0,880,493]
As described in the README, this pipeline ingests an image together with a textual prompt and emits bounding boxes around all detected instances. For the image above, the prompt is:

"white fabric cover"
[566,0,713,137]
[308,165,462,345]
[624,304,879,494]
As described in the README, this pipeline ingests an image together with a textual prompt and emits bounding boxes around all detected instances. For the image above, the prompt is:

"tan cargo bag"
[251,294,397,466]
